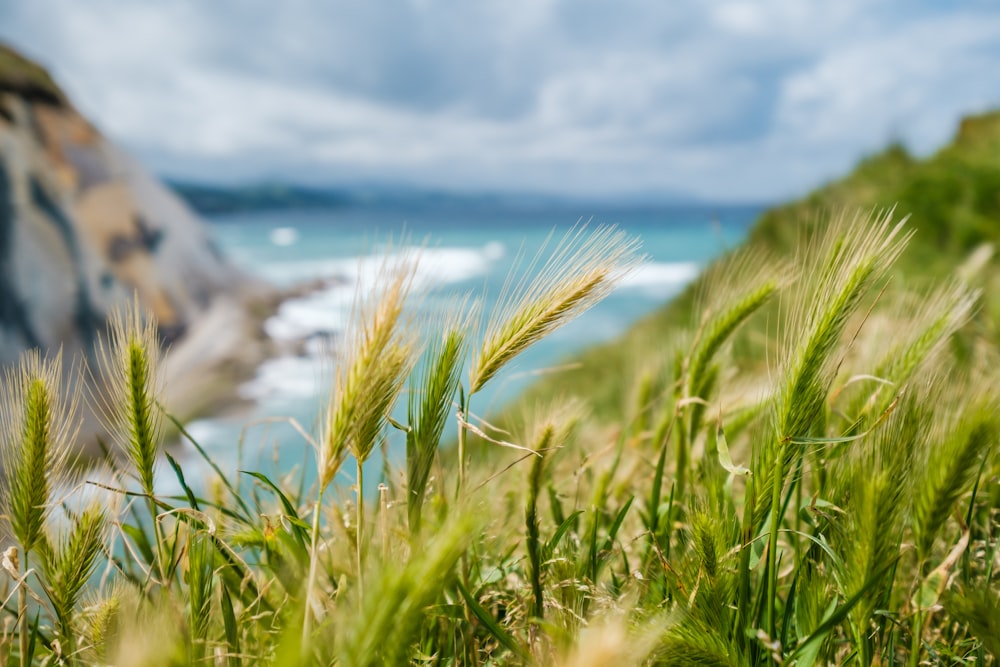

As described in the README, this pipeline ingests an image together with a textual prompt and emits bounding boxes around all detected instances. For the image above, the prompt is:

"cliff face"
[0,44,243,366]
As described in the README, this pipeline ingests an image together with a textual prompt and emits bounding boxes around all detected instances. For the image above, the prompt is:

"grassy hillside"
[751,111,1000,273]
[511,109,1000,423]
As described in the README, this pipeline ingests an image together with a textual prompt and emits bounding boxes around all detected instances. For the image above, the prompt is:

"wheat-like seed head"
[41,501,106,644]
[684,248,789,399]
[469,225,643,395]
[406,298,478,532]
[750,209,909,529]
[658,616,743,665]
[186,530,215,645]
[0,349,78,556]
[92,301,164,497]
[84,592,122,662]
[320,253,420,488]
[828,390,922,639]
[874,280,978,384]
[80,580,141,664]
[911,380,997,561]
[778,208,909,439]
[834,281,978,432]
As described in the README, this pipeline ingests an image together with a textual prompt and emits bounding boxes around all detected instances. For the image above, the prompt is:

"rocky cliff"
[0,44,251,368]
[0,45,273,441]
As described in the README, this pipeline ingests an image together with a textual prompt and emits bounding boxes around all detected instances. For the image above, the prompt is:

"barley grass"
[469,225,642,396]
[92,302,163,499]
[0,217,996,665]
[0,351,78,551]
[39,502,105,658]
[307,251,418,641]
[461,225,642,494]
[754,211,907,638]
[319,254,418,489]
[407,299,477,535]
[0,350,76,667]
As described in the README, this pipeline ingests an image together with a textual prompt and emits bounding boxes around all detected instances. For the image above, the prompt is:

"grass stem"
[456,392,469,500]
[18,559,27,667]
[356,457,365,602]
[767,441,784,645]
[302,487,326,651]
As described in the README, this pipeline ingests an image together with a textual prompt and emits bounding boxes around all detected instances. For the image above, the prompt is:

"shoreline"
[157,274,346,450]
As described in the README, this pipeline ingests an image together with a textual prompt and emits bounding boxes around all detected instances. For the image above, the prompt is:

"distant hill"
[750,111,1000,279]
[168,182,352,215]
[169,180,708,216]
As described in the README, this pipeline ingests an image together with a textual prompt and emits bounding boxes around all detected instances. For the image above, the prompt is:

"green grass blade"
[457,580,531,662]
[164,451,199,511]
[121,523,155,566]
[164,410,254,521]
[602,496,634,555]
[241,471,309,553]
[544,509,584,561]
[220,583,242,667]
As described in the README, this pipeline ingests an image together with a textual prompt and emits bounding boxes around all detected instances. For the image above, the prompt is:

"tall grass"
[0,216,997,665]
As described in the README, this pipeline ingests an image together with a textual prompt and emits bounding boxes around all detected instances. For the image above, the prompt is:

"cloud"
[776,14,1000,150]
[2,1,999,200]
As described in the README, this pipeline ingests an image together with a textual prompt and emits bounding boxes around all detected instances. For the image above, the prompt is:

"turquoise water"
[176,203,760,492]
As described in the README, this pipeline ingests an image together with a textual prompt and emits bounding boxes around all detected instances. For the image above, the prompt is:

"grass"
[0,214,996,665]
[509,110,1000,426]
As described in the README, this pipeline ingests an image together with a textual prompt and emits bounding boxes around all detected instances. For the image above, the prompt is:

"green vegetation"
[0,206,997,664]
[750,116,1000,284]
[516,110,1000,423]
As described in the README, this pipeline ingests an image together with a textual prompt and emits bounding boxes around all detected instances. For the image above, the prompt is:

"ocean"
[178,202,762,491]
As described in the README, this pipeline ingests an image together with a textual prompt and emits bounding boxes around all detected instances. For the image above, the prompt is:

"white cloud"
[1,0,999,200]
[766,10,1000,196]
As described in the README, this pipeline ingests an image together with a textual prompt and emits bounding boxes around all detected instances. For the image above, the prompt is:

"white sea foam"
[238,354,327,401]
[620,261,700,295]
[270,226,299,246]
[262,243,504,341]
[182,418,231,446]
[264,287,355,340]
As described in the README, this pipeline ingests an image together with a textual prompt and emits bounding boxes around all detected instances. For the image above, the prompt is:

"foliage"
[0,214,997,666]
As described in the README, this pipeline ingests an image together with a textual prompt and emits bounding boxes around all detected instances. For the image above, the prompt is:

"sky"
[2,1,1000,202]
